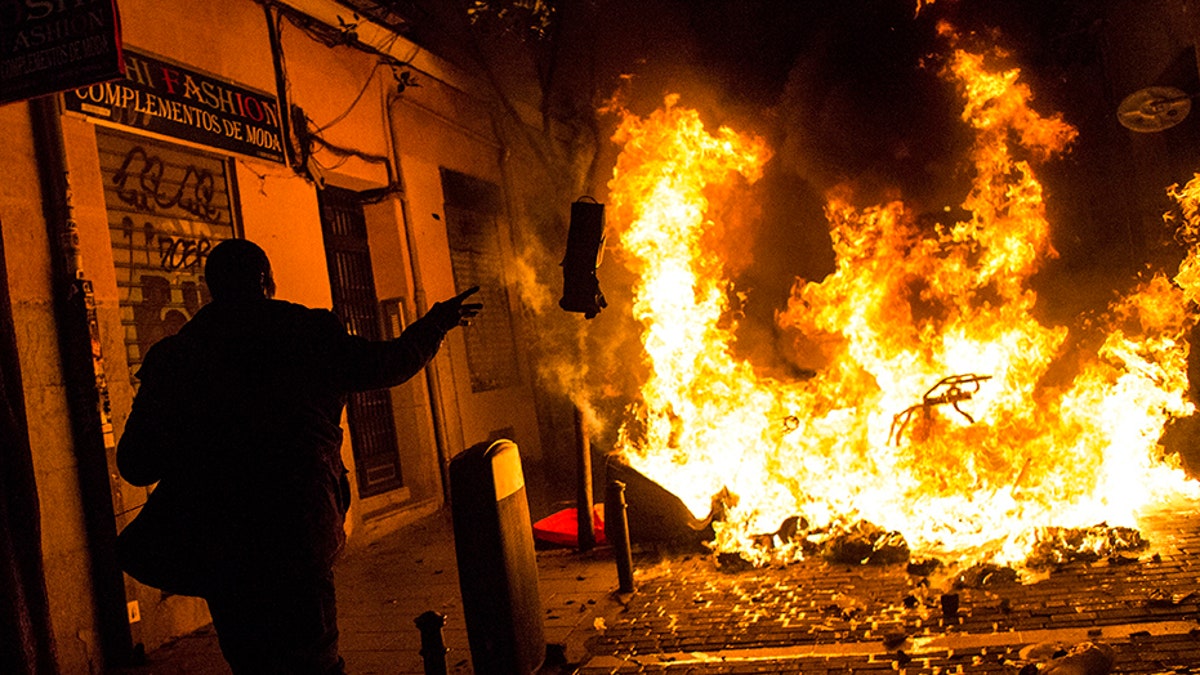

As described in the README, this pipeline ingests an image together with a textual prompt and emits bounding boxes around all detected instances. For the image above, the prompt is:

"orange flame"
[608,45,1198,567]
[1169,175,1200,306]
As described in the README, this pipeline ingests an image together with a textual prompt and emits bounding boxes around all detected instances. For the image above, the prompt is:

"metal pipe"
[383,94,454,506]
[604,478,634,593]
[414,610,449,675]
[574,407,595,551]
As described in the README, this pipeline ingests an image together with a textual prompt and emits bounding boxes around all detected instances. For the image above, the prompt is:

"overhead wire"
[311,60,388,134]
[261,0,427,187]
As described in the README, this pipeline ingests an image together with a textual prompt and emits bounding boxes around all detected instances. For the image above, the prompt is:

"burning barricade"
[583,26,1200,577]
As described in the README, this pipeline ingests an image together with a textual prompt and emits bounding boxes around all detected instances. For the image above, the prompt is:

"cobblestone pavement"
[576,503,1200,674]
[110,502,1200,674]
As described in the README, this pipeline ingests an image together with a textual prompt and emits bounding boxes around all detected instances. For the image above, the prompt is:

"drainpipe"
[413,224,455,506]
[29,95,134,666]
[383,93,455,504]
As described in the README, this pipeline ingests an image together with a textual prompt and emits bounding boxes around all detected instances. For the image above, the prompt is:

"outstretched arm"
[334,287,482,392]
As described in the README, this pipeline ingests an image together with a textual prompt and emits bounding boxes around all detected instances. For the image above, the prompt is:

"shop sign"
[0,0,125,104]
[63,48,286,164]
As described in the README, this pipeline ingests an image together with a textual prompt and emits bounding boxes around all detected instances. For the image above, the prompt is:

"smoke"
[507,242,555,315]
[496,0,1200,466]
[502,216,646,447]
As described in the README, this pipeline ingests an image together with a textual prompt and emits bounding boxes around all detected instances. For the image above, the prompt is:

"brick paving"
[577,503,1200,674]
[114,502,1200,674]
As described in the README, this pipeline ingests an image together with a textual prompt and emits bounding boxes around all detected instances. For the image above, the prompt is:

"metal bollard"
[449,440,546,673]
[575,407,596,552]
[414,610,448,675]
[604,479,635,593]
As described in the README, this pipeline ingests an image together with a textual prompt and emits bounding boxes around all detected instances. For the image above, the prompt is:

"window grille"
[440,169,520,393]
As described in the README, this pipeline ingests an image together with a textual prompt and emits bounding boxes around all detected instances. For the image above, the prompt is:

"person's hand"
[428,286,482,331]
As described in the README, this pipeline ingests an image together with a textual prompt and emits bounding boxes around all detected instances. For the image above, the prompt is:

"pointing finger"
[454,286,481,303]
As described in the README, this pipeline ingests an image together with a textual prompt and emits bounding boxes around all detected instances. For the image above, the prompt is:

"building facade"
[1,0,548,670]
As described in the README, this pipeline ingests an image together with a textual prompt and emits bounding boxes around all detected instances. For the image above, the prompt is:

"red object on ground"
[532,504,607,547]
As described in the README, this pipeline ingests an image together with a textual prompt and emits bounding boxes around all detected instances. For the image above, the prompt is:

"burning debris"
[1020,642,1115,675]
[740,514,910,566]
[889,373,992,446]
[605,378,1169,574]
[650,474,1154,574]
[1024,524,1149,570]
[598,23,1200,573]
[951,562,1019,589]
[820,520,910,565]
[604,457,717,548]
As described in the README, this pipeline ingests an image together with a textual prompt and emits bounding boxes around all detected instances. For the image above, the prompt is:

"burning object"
[819,520,910,566]
[889,373,992,445]
[530,457,715,549]
[1024,524,1148,571]
[604,456,716,547]
[598,29,1200,572]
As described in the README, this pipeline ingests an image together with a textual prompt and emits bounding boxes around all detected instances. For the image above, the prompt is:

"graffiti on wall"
[100,128,238,383]
[112,145,224,224]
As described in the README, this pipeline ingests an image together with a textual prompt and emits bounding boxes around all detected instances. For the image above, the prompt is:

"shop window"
[440,169,520,393]
[99,128,239,386]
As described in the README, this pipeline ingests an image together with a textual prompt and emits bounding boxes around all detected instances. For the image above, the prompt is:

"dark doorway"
[318,186,404,498]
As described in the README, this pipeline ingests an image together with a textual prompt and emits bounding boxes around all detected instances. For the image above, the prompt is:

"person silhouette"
[117,238,480,674]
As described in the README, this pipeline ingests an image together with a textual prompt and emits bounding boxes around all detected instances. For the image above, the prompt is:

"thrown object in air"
[1117,87,1192,132]
[559,197,607,318]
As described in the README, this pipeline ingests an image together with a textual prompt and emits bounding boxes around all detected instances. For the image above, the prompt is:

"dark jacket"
[117,298,449,590]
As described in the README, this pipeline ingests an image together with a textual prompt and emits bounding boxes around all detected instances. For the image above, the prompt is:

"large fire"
[606,38,1200,568]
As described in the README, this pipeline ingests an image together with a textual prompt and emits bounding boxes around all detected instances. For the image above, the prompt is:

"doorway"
[318,186,404,497]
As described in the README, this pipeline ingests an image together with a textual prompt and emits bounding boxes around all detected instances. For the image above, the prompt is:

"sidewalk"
[336,510,622,674]
[577,503,1200,674]
[112,507,624,674]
